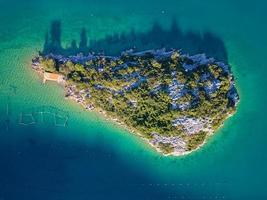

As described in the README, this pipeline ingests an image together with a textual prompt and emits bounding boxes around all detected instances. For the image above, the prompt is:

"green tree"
[41,58,56,72]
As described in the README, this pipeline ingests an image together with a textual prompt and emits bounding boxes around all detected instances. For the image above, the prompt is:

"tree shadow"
[42,19,228,63]
[43,20,63,54]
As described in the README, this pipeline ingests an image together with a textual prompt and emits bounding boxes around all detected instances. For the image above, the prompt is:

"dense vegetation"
[35,49,238,154]
[187,131,207,151]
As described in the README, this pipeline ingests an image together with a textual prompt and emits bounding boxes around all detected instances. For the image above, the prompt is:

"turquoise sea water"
[0,0,267,199]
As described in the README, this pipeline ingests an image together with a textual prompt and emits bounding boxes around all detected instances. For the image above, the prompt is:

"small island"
[32,49,239,156]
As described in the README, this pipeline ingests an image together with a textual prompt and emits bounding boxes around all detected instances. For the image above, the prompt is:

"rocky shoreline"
[32,49,239,156]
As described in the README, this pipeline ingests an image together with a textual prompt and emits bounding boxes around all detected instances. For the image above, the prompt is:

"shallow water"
[0,0,267,199]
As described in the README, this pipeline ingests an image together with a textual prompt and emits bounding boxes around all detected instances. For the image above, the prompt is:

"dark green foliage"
[187,131,207,151]
[38,51,237,144]
[158,142,174,154]
[40,58,56,72]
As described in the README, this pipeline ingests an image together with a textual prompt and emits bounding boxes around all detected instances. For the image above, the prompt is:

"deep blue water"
[0,0,267,199]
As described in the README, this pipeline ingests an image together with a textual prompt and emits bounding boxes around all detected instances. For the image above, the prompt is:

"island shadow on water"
[0,20,232,199]
[0,126,193,200]
[42,19,228,63]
